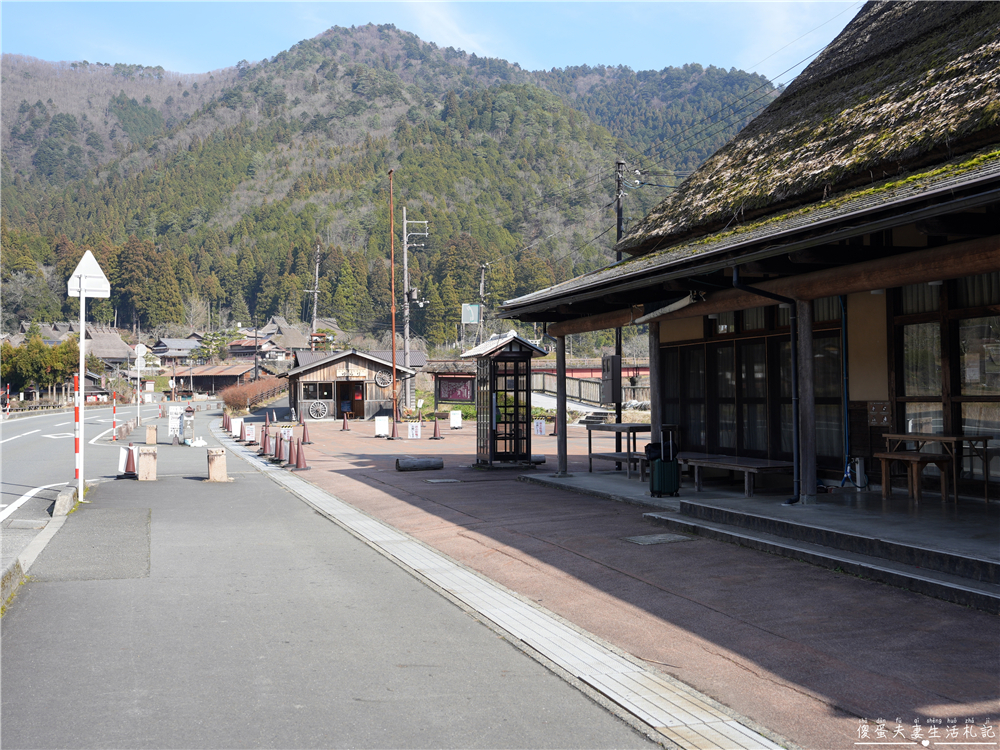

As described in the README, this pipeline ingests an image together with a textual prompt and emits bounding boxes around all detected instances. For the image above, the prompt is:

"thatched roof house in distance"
[499,0,1000,504]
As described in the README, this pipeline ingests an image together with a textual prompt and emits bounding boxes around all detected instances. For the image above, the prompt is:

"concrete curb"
[53,482,78,517]
[2,558,25,610]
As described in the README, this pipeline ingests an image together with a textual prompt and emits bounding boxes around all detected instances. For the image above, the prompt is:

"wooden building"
[282,350,415,420]
[500,2,1000,501]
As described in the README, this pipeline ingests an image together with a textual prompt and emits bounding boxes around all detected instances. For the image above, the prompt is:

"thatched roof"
[85,326,132,361]
[618,1,1000,256]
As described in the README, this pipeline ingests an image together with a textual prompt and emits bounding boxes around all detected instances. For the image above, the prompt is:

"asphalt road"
[1,406,657,749]
[1,403,161,570]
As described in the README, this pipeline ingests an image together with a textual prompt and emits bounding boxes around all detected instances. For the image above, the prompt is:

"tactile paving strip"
[221,428,783,750]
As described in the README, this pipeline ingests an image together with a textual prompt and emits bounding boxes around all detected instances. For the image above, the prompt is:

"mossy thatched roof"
[503,146,1000,313]
[618,1,1000,256]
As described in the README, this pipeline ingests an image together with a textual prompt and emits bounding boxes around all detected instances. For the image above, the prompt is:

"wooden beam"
[647,234,999,323]
[548,306,644,337]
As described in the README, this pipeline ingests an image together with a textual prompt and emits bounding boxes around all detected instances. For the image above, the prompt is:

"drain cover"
[623,533,693,545]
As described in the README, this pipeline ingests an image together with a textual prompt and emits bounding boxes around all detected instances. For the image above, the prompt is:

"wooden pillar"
[648,321,662,445]
[797,300,817,502]
[556,336,569,476]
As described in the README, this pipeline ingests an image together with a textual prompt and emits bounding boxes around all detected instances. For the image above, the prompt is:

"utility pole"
[402,207,428,410]
[389,170,398,424]
[478,264,487,346]
[615,159,625,454]
[306,243,321,335]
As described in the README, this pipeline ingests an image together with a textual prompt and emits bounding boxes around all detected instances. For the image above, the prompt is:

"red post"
[112,391,117,441]
[74,375,80,480]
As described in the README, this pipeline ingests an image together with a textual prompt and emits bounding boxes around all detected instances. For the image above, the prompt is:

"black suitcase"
[647,435,680,498]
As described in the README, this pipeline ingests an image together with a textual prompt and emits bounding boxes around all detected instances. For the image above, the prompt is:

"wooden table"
[587,423,651,479]
[884,433,996,502]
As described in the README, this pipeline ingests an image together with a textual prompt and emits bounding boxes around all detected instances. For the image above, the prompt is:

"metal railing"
[531,373,602,405]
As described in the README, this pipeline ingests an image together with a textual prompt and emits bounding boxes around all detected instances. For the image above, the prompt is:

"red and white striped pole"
[74,374,81,482]
[112,391,117,441]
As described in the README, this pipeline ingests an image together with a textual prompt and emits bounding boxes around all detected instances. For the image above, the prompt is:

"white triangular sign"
[67,250,111,298]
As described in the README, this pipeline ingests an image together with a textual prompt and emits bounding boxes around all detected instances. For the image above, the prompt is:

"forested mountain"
[1,23,774,348]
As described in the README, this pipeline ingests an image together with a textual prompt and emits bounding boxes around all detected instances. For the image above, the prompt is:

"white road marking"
[90,427,115,445]
[0,482,66,523]
[43,433,75,439]
[55,421,71,426]
[0,429,40,444]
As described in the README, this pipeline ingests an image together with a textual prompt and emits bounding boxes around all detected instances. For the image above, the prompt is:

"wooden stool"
[874,451,953,502]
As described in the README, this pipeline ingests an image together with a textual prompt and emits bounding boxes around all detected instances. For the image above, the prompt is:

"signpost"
[67,250,110,503]
[135,343,148,427]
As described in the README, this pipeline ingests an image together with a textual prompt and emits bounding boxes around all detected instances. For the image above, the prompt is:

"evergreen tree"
[331,261,361,330]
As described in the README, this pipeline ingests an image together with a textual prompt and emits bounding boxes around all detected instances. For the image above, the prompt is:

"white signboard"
[117,445,137,473]
[230,418,243,438]
[336,369,366,378]
[168,405,183,437]
[245,424,256,443]
[461,303,481,324]
[374,416,390,437]
[533,419,546,436]
[450,410,463,430]
[407,422,421,440]
[281,427,293,442]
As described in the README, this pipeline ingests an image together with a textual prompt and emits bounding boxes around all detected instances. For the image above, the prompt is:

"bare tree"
[184,295,210,332]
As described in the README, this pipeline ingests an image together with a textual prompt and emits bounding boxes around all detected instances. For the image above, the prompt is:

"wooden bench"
[677,452,795,497]
[874,451,953,502]
[590,451,648,480]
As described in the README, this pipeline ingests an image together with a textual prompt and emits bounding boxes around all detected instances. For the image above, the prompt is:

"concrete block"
[207,448,228,482]
[52,483,77,516]
[145,424,157,445]
[137,446,157,481]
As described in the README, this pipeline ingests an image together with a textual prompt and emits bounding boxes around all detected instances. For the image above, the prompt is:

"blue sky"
[3,2,859,84]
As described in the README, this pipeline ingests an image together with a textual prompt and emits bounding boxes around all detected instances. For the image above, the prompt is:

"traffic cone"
[341,413,350,431]
[121,443,137,479]
[259,430,270,456]
[264,411,270,431]
[291,439,310,471]
[274,435,285,463]
[549,418,559,437]
[239,420,246,442]
[301,421,313,445]
[286,437,297,467]
[271,410,276,424]
[389,420,400,440]
[430,418,444,440]
[298,409,304,426]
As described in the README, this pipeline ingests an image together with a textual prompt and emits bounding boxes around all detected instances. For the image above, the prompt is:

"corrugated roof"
[284,349,415,377]
[187,364,255,376]
[367,351,428,367]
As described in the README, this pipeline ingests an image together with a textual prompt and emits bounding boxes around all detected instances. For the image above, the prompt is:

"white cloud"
[396,2,495,57]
